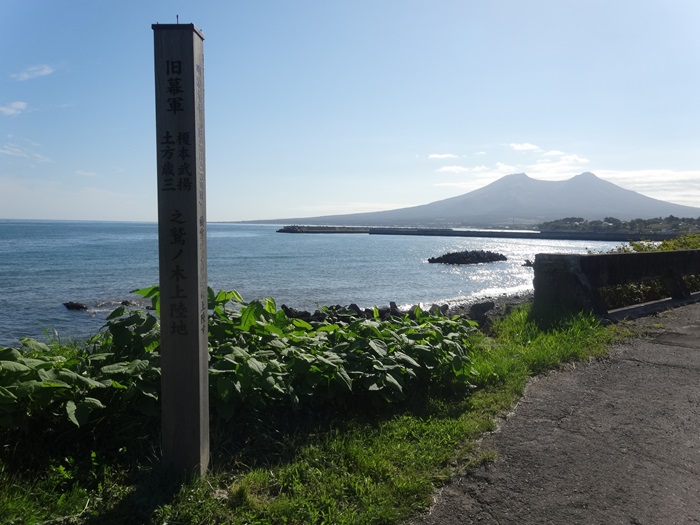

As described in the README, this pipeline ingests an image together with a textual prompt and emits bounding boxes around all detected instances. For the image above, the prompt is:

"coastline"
[277,225,677,243]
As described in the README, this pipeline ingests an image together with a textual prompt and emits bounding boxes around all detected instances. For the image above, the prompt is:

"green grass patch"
[1,295,614,524]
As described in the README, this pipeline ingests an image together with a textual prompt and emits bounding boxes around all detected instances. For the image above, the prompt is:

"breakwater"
[277,225,677,243]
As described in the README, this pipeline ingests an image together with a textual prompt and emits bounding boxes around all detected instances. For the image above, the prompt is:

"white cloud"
[0,101,28,116]
[475,151,486,155]
[509,143,541,152]
[596,169,700,208]
[543,150,565,156]
[428,153,459,159]
[76,170,97,177]
[495,162,518,173]
[0,142,50,162]
[0,143,30,157]
[525,152,590,179]
[436,165,470,174]
[11,65,55,81]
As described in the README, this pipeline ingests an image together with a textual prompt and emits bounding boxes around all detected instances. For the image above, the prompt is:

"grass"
[0,306,614,524]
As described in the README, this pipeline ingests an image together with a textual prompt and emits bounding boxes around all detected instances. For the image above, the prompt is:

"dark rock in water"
[429,250,507,265]
[376,306,391,320]
[469,301,496,326]
[121,300,136,306]
[389,301,401,317]
[429,304,450,316]
[64,301,88,311]
[348,303,362,315]
[281,304,312,321]
[522,259,534,267]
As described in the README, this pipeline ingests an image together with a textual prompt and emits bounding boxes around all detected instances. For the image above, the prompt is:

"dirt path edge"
[408,303,700,525]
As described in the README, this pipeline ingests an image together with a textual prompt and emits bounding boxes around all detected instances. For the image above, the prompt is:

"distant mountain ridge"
[259,172,700,227]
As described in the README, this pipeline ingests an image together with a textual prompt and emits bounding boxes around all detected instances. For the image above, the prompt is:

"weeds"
[0,291,612,524]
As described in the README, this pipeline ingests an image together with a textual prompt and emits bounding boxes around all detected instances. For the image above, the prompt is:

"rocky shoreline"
[280,291,534,331]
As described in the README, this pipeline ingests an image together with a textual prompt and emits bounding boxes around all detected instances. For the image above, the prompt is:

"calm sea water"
[0,220,620,346]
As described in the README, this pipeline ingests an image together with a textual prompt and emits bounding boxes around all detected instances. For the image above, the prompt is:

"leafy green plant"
[1,293,614,525]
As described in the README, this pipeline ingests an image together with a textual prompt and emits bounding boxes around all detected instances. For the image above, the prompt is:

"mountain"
[259,172,700,227]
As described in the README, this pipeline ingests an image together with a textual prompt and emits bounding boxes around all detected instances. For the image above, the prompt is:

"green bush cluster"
[1,286,481,437]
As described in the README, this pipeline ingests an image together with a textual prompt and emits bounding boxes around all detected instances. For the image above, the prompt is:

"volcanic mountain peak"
[258,172,700,227]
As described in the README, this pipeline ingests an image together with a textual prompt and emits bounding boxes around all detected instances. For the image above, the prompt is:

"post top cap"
[152,23,205,40]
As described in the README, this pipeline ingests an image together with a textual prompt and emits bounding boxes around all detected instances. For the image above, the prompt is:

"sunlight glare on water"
[0,221,621,345]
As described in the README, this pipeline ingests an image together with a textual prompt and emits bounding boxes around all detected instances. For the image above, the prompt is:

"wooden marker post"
[152,23,209,477]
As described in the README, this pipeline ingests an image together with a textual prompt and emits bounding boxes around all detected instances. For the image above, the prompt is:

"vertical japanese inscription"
[153,23,208,478]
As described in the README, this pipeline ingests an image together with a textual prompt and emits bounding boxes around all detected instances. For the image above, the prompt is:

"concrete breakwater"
[277,225,677,243]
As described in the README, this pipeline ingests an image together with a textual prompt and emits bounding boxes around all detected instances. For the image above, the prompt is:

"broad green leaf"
[384,373,403,393]
[394,351,420,369]
[317,324,340,333]
[19,339,50,354]
[0,348,21,361]
[230,347,250,359]
[66,400,80,427]
[58,369,106,389]
[264,324,284,337]
[40,380,72,389]
[247,358,266,375]
[101,359,150,376]
[0,360,31,373]
[334,368,352,392]
[66,399,99,427]
[239,302,263,331]
[368,339,388,357]
[0,385,17,403]
[292,318,313,330]
[106,306,127,320]
[131,285,159,298]
[81,397,106,409]
[87,353,115,362]
[102,378,128,389]
[264,297,277,314]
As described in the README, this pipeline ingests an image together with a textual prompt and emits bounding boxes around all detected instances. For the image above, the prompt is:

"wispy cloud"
[430,141,700,208]
[76,170,97,177]
[0,142,50,162]
[475,151,486,155]
[428,153,459,159]
[495,162,518,173]
[11,64,55,81]
[0,101,28,116]
[526,153,590,179]
[596,169,700,208]
[0,143,31,157]
[436,165,470,174]
[509,142,541,152]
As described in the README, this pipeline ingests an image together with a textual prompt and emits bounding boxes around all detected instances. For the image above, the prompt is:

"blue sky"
[1,0,699,221]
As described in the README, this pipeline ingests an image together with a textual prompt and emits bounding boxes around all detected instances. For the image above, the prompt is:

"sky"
[1,0,699,222]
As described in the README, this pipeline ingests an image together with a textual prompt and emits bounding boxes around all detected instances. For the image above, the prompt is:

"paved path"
[411,303,700,525]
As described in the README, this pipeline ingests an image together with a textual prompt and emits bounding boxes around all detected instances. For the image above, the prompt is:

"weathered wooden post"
[152,23,209,477]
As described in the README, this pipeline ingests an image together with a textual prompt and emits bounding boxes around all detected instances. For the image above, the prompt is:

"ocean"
[0,220,620,346]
